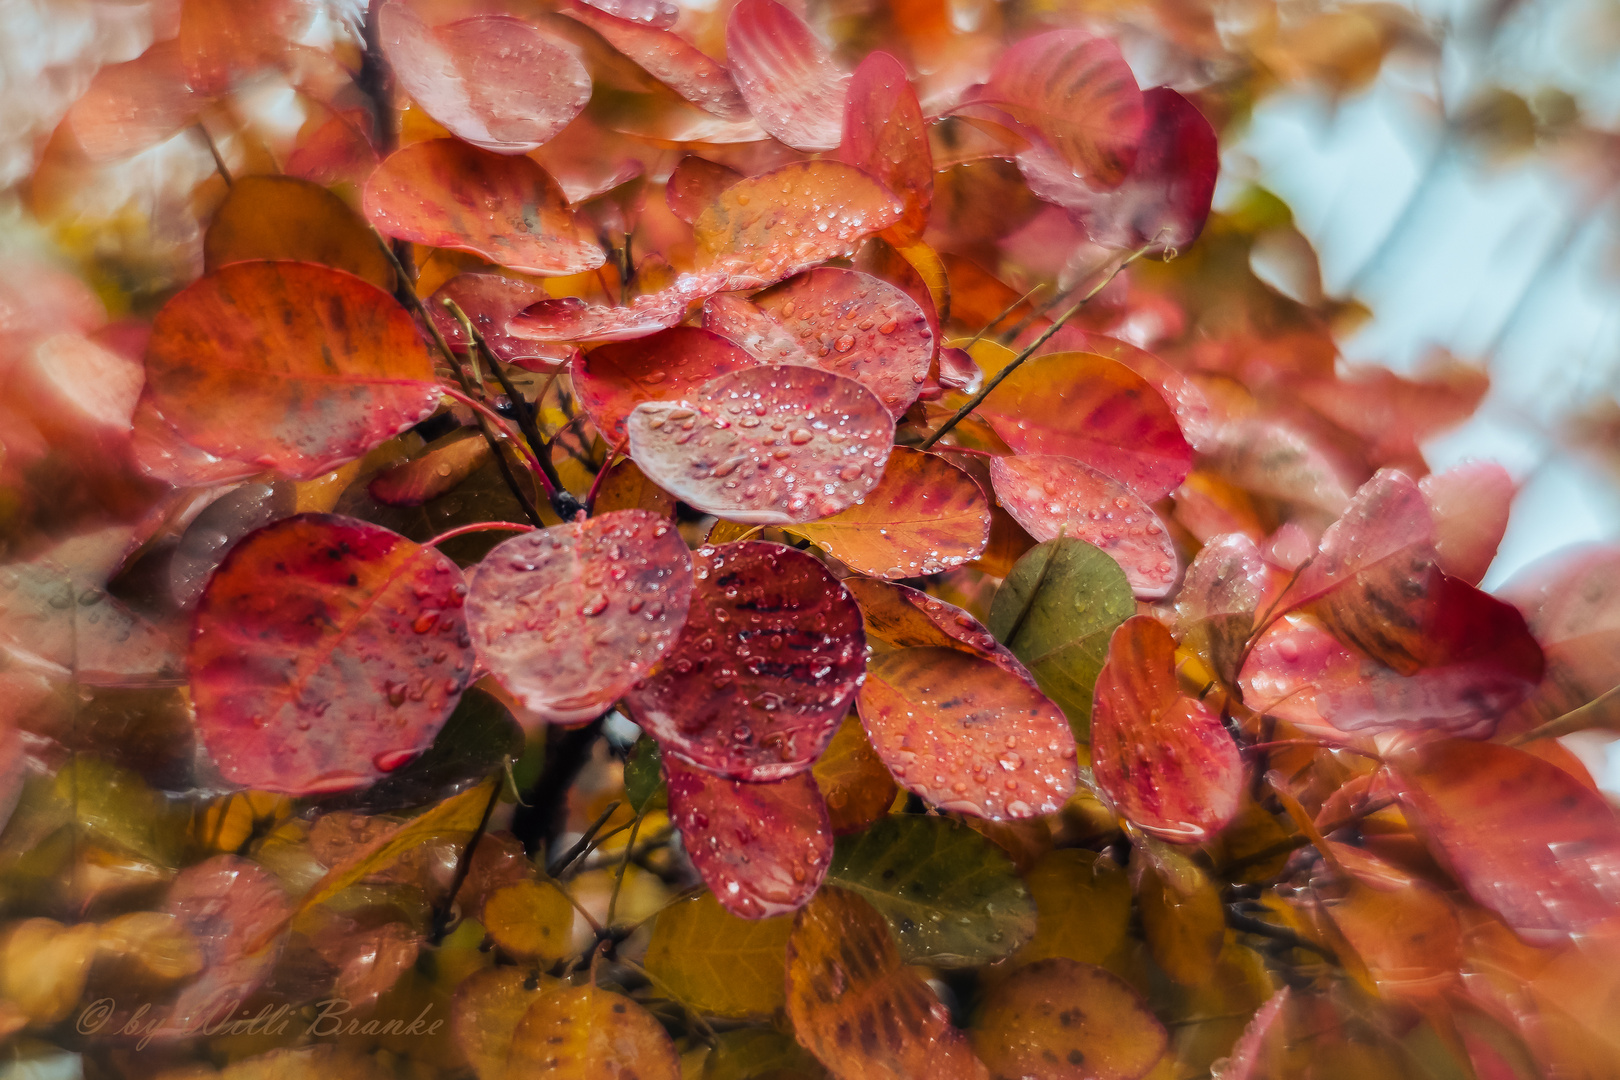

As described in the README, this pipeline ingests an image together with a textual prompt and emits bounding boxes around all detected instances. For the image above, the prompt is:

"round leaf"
[725,0,850,151]
[429,273,578,372]
[66,40,201,161]
[625,541,865,779]
[189,514,475,796]
[573,326,757,443]
[452,967,560,1080]
[204,175,394,290]
[644,893,792,1017]
[812,713,899,837]
[667,156,743,224]
[465,510,694,724]
[508,984,680,1079]
[970,959,1167,1080]
[484,880,575,962]
[143,260,439,480]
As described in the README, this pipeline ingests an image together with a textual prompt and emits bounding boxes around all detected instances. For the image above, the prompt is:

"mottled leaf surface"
[971,959,1167,1080]
[574,327,757,443]
[507,984,680,1079]
[840,51,933,241]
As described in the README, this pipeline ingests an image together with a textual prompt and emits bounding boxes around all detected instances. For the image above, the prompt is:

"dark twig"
[545,799,623,877]
[194,122,232,186]
[1225,908,1337,960]
[430,776,503,944]
[514,716,606,860]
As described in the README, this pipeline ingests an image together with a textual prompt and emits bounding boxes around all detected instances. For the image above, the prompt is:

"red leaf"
[703,291,811,363]
[1020,87,1217,254]
[561,2,748,120]
[428,273,578,372]
[626,364,894,525]
[988,454,1178,599]
[663,754,832,918]
[1421,461,1514,586]
[961,29,1145,187]
[574,0,679,28]
[1501,545,1620,728]
[1091,615,1243,842]
[1205,416,1357,516]
[378,3,590,154]
[624,541,865,780]
[1391,739,1620,942]
[142,261,440,481]
[189,515,474,795]
[364,140,603,276]
[130,400,261,488]
[845,577,1033,683]
[978,351,1192,501]
[285,110,380,190]
[465,511,694,725]
[1030,328,1216,451]
[507,269,732,343]
[938,347,982,393]
[858,645,1078,820]
[178,0,311,94]
[65,40,202,161]
[665,156,742,224]
[725,0,851,151]
[573,326,757,444]
[1174,532,1274,683]
[840,51,933,241]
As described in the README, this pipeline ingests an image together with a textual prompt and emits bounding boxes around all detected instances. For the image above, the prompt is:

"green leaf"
[987,537,1135,739]
[624,737,667,814]
[644,893,792,1018]
[826,814,1035,967]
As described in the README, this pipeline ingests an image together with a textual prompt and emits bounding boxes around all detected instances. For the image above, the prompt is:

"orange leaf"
[573,326,756,443]
[812,714,900,836]
[507,984,680,1078]
[970,959,1167,1080]
[840,51,933,241]
[204,175,394,291]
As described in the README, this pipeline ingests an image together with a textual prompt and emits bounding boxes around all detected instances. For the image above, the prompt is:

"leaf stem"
[583,437,627,516]
[605,811,644,928]
[545,799,623,877]
[439,385,558,501]
[958,284,1043,350]
[424,520,536,548]
[430,775,504,944]
[1506,684,1620,745]
[194,121,232,186]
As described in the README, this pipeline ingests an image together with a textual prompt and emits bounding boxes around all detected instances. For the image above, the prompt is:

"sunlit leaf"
[625,541,865,779]
[429,273,578,372]
[1501,544,1620,730]
[726,0,850,151]
[645,892,793,1017]
[784,887,989,1079]
[826,813,1035,966]
[1010,848,1131,968]
[812,714,900,836]
[1316,879,1461,1000]
[364,140,603,276]
[142,260,439,480]
[840,51,933,241]
[452,966,560,1080]
[562,2,748,119]
[1135,842,1225,987]
[627,364,894,524]
[574,327,757,443]
[0,919,100,1024]
[508,983,680,1078]
[592,458,678,518]
[177,0,309,93]
[204,175,392,290]
[379,2,591,154]
[484,879,575,962]
[1174,533,1272,685]
[987,538,1136,737]
[665,754,832,918]
[971,959,1168,1080]
[1091,616,1243,843]
[189,514,473,795]
[286,109,380,191]
[465,510,694,724]
[847,578,1029,677]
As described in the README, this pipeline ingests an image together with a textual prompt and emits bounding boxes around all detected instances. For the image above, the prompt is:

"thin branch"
[545,800,623,877]
[584,437,627,515]
[1225,908,1337,960]
[1506,684,1620,745]
[431,776,503,944]
[194,122,233,186]
[439,385,557,502]
[960,284,1044,350]
[605,812,644,928]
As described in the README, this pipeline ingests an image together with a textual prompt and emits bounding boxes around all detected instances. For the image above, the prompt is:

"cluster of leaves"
[2,0,1619,1077]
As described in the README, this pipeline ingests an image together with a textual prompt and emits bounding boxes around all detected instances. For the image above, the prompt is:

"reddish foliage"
[573,326,756,443]
[65,41,201,162]
[561,2,748,120]
[428,274,579,372]
[840,51,934,241]
[725,0,850,151]
[665,156,742,224]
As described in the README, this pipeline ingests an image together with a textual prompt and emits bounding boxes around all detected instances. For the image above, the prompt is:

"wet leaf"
[625,541,865,779]
[0,919,101,1023]
[812,714,900,836]
[1091,616,1243,843]
[624,736,667,813]
[484,880,575,962]
[971,959,1168,1080]
[859,647,1078,820]
[574,327,757,443]
[702,1029,828,1080]
[1174,533,1271,685]
[379,2,591,154]
[429,273,578,372]
[847,578,1028,677]
[65,40,202,161]
[978,352,1193,502]
[840,51,933,242]
[177,0,309,93]
[364,140,603,276]
[204,175,392,290]
[1391,739,1620,942]
[665,754,833,918]
[160,855,292,1037]
[1135,845,1225,987]
[987,538,1136,738]
[826,813,1036,966]
[189,514,474,795]
[793,448,989,578]
[507,268,733,343]
[1010,848,1131,968]
[466,511,692,724]
[368,433,489,509]
[645,892,793,1017]
[1420,460,1514,586]
[961,29,1145,187]
[989,454,1178,598]
[562,2,748,119]
[725,0,850,151]
[784,886,989,1079]
[452,966,559,1080]
[626,365,894,525]
[667,156,744,224]
[142,260,439,480]
[1316,880,1461,1000]
[507,983,680,1078]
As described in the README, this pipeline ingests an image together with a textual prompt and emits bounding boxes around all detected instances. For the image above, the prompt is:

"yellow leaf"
[970,958,1167,1080]
[1012,848,1131,969]
[508,983,680,1078]
[645,893,791,1018]
[483,880,575,963]
[452,966,560,1080]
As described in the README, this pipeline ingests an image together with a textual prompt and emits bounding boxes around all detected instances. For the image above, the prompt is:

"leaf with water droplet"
[465,509,694,724]
[483,879,575,962]
[971,958,1167,1080]
[561,1,748,119]
[429,273,579,372]
[143,261,440,480]
[645,892,793,1017]
[812,713,899,837]
[189,514,474,796]
[846,578,1027,677]
[1091,615,1243,843]
[987,537,1135,738]
[368,432,491,508]
[1174,533,1273,686]
[452,966,562,1080]
[989,454,1178,598]
[627,364,894,525]
[364,140,603,276]
[574,326,757,444]
[666,156,743,224]
[624,736,667,813]
[725,0,850,150]
[1313,878,1462,1002]
[785,887,989,1080]
[664,754,832,918]
[65,40,202,161]
[625,541,865,779]
[840,51,933,242]
[378,2,591,154]
[507,983,680,1079]
[204,175,394,291]
[827,813,1036,966]
[506,268,733,343]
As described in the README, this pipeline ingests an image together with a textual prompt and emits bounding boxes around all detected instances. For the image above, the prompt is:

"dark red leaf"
[561,2,748,119]
[1027,328,1216,451]
[1091,615,1243,843]
[626,364,894,524]
[189,514,474,795]
[840,51,933,241]
[665,156,743,224]
[572,326,757,444]
[506,269,732,343]
[158,856,291,1037]
[378,2,590,154]
[988,454,1178,599]
[1391,739,1620,942]
[858,646,1078,820]
[624,541,865,780]
[465,511,694,725]
[725,0,851,151]
[364,140,604,276]
[66,40,202,161]
[1276,468,1435,617]
[428,273,579,372]
[663,754,832,918]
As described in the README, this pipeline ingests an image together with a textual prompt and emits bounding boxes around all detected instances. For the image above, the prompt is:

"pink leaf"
[840,51,933,240]
[665,156,743,224]
[65,40,203,161]
[562,1,748,119]
[725,0,851,151]
[507,270,732,343]
[429,273,578,372]
[575,0,679,28]
[573,326,757,443]
[1421,461,1514,586]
